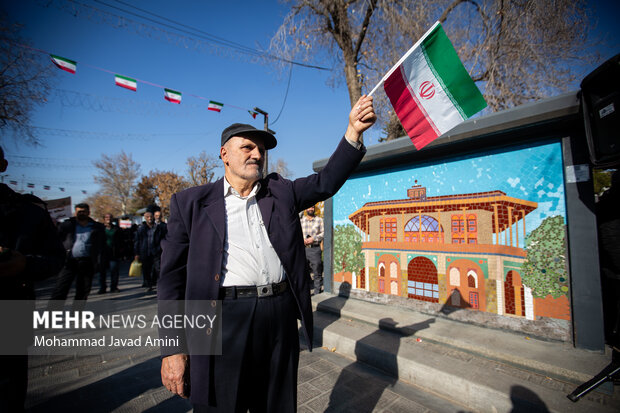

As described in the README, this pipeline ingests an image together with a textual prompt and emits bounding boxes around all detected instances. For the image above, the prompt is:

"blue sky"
[1,0,618,207]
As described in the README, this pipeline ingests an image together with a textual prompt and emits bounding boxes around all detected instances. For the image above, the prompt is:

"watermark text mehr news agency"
[33,310,217,329]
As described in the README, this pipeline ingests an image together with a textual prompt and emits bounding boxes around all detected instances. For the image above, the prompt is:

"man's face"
[104,214,112,225]
[144,212,154,225]
[220,136,265,183]
[307,206,315,216]
[154,211,161,222]
[75,207,90,220]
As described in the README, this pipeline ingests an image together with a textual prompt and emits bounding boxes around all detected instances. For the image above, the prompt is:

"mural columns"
[365,213,369,242]
[436,208,444,243]
[399,210,406,242]
[507,206,514,247]
[492,204,500,245]
[514,213,519,248]
[417,210,422,242]
[520,210,527,244]
[496,279,504,315]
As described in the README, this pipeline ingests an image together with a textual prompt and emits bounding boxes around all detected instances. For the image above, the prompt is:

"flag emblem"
[115,74,137,91]
[50,54,77,74]
[381,22,486,150]
[164,88,182,104]
[208,101,223,112]
[419,81,435,99]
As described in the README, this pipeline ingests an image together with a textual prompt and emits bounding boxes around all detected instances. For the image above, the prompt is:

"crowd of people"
[0,93,374,413]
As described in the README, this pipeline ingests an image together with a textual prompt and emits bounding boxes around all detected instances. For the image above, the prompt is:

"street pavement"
[25,263,468,413]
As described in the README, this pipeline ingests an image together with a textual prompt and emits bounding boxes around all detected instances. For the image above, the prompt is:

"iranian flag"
[115,74,137,91]
[50,54,77,74]
[374,22,486,150]
[164,88,182,104]
[208,100,223,112]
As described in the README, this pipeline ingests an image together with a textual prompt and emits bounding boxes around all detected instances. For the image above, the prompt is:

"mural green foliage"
[521,216,568,298]
[333,224,364,274]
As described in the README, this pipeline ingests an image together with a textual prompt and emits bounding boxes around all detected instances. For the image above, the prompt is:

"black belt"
[220,280,288,299]
[306,244,320,248]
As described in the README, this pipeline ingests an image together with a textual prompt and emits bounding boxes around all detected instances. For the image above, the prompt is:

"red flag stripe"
[384,66,440,150]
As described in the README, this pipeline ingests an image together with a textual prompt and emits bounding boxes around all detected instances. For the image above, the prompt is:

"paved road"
[25,264,467,412]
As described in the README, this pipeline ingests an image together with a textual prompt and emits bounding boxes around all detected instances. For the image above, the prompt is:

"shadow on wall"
[311,282,352,348]
[439,288,472,315]
[325,316,435,412]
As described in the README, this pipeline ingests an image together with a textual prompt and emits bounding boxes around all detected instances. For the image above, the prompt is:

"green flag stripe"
[116,75,136,83]
[51,54,76,65]
[210,101,223,106]
[422,25,486,118]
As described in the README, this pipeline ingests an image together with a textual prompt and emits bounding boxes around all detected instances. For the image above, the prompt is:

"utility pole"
[253,107,275,177]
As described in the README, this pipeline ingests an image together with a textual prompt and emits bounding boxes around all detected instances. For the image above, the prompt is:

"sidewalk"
[311,291,620,412]
[25,269,467,412]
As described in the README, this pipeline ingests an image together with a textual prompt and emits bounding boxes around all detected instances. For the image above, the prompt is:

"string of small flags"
[30,45,261,119]
[7,179,87,194]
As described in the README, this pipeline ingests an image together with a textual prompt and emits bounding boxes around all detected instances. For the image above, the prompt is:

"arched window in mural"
[360,268,366,289]
[467,270,478,288]
[407,257,439,303]
[391,280,398,295]
[380,217,397,242]
[467,214,478,244]
[449,267,460,286]
[379,265,386,293]
[467,214,477,232]
[390,262,398,278]
[404,215,443,243]
[451,215,464,243]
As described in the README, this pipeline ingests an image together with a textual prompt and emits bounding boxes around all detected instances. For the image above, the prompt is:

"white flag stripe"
[402,47,464,134]
[368,21,441,96]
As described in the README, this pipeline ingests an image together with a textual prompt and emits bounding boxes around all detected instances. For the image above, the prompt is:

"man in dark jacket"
[158,95,376,411]
[98,213,123,293]
[0,146,65,411]
[50,203,105,307]
[134,206,165,291]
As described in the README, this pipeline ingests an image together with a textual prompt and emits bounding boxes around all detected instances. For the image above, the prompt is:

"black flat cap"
[221,123,277,149]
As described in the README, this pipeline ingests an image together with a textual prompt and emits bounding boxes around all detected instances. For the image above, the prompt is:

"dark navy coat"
[157,137,365,404]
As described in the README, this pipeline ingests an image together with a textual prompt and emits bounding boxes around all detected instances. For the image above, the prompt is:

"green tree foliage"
[333,224,364,274]
[521,216,568,298]
[593,168,613,197]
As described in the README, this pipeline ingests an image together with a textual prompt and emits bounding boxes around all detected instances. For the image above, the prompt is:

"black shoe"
[111,288,121,293]
[97,289,106,294]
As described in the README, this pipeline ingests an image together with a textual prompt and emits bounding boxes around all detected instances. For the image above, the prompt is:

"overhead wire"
[51,0,330,71]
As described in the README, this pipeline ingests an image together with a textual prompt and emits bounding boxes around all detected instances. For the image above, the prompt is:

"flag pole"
[368,21,441,97]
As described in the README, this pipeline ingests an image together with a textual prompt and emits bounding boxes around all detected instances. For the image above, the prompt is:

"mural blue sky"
[333,140,566,248]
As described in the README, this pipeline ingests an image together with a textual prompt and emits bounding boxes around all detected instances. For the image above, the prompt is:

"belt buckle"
[257,284,273,297]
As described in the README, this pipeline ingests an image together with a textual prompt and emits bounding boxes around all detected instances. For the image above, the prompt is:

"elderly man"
[158,96,376,412]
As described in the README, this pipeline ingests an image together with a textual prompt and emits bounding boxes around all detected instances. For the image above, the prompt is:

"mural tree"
[521,216,568,298]
[333,224,364,275]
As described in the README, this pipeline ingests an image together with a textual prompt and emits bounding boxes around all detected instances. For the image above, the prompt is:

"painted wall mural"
[332,140,570,321]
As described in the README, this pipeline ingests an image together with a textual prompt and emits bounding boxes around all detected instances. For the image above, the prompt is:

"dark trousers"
[99,258,119,292]
[50,257,94,305]
[141,255,160,288]
[305,246,323,293]
[194,289,300,413]
[0,355,28,412]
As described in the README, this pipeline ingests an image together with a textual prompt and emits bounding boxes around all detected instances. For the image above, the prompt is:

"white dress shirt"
[221,178,286,286]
